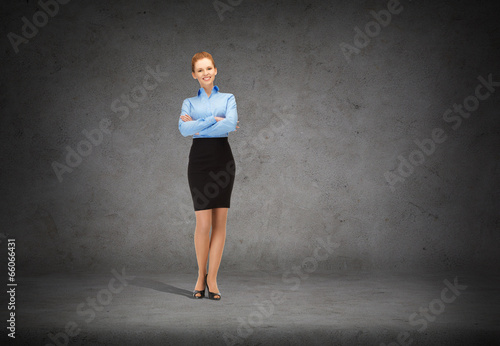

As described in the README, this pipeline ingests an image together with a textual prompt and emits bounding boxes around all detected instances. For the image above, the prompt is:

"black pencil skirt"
[187,137,236,211]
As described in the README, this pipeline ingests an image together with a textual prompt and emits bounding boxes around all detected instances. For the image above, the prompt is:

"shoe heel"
[205,273,221,300]
[193,274,206,299]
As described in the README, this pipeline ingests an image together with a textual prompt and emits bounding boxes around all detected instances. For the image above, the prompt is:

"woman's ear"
[192,72,196,79]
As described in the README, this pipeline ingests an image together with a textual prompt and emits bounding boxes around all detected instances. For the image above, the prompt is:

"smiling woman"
[178,51,240,301]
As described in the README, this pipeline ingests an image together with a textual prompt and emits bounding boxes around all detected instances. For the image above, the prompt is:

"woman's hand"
[194,121,239,135]
[217,118,240,131]
[184,115,240,135]
[215,117,240,131]
[180,114,193,122]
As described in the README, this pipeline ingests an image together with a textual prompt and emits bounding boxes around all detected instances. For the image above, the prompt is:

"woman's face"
[192,58,217,88]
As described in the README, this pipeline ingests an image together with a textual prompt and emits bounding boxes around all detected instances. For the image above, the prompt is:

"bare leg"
[193,209,212,297]
[206,207,228,298]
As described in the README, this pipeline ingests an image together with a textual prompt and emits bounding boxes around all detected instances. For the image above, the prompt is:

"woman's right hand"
[215,117,240,131]
[184,115,240,133]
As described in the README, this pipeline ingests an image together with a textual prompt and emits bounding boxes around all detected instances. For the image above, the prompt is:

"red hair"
[191,51,216,72]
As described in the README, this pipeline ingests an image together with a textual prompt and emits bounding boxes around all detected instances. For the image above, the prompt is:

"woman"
[178,52,239,300]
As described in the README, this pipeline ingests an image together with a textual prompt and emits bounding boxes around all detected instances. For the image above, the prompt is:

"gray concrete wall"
[1,0,499,275]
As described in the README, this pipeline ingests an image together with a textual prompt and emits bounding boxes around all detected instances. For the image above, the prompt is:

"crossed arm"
[178,96,240,136]
[178,99,217,137]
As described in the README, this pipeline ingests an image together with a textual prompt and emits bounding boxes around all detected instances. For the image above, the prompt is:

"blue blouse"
[178,85,238,138]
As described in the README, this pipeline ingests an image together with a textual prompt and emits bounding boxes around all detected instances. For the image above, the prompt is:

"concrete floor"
[13,269,500,345]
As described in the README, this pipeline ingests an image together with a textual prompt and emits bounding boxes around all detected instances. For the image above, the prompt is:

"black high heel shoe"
[205,273,221,300]
[192,274,206,299]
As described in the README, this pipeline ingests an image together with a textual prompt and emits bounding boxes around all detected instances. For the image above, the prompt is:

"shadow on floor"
[130,277,193,299]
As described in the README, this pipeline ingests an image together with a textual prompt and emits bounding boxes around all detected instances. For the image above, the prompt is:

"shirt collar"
[198,85,219,97]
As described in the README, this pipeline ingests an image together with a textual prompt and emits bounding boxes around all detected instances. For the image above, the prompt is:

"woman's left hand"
[180,114,193,122]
